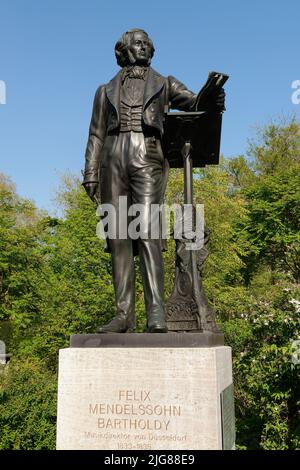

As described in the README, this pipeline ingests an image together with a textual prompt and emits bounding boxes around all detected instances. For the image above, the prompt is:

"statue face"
[129,31,152,66]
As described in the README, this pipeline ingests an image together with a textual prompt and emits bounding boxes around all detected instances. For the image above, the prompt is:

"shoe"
[97,315,135,333]
[147,323,168,333]
[147,312,168,333]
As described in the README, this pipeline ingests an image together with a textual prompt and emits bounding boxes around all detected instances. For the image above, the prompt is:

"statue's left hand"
[214,87,226,111]
[197,86,226,112]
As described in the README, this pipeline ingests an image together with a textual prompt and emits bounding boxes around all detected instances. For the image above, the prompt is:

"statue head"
[115,29,155,67]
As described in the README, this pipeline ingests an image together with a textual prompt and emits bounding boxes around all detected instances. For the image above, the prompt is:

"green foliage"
[0,119,299,449]
[0,174,45,349]
[0,358,57,449]
[226,287,300,450]
[242,169,300,282]
[248,119,300,175]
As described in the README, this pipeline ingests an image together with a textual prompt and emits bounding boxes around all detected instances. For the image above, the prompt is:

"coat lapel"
[143,67,165,109]
[105,70,122,121]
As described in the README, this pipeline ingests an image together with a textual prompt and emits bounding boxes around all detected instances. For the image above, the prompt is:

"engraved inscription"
[89,389,181,431]
[84,388,187,448]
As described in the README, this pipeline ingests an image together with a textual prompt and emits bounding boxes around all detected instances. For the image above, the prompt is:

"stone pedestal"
[56,334,234,450]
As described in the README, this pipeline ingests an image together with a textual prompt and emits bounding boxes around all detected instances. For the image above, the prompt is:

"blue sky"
[0,0,299,214]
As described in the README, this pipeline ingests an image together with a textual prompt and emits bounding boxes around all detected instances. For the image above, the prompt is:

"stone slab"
[70,332,224,348]
[56,346,233,450]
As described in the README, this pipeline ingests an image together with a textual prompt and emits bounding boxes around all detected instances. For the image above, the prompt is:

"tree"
[0,174,44,349]
[237,120,300,283]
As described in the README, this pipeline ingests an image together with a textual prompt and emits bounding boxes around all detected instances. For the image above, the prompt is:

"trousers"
[100,131,166,327]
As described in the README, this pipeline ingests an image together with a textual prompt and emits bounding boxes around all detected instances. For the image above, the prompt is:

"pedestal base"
[56,339,234,450]
[70,332,224,348]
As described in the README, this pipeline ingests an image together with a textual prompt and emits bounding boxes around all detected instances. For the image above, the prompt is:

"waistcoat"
[120,73,146,132]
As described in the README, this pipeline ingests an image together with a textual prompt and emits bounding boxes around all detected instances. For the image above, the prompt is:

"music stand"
[163,111,224,335]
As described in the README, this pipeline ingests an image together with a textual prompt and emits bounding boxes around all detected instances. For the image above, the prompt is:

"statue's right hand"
[83,182,99,202]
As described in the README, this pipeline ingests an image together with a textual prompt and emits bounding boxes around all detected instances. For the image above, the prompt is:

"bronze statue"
[82,29,225,333]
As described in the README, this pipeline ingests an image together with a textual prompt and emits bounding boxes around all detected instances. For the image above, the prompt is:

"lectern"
[163,111,224,334]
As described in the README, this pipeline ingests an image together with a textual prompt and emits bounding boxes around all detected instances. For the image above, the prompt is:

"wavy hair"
[115,29,155,67]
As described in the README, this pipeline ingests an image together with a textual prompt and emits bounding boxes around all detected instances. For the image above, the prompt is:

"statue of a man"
[82,29,225,333]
